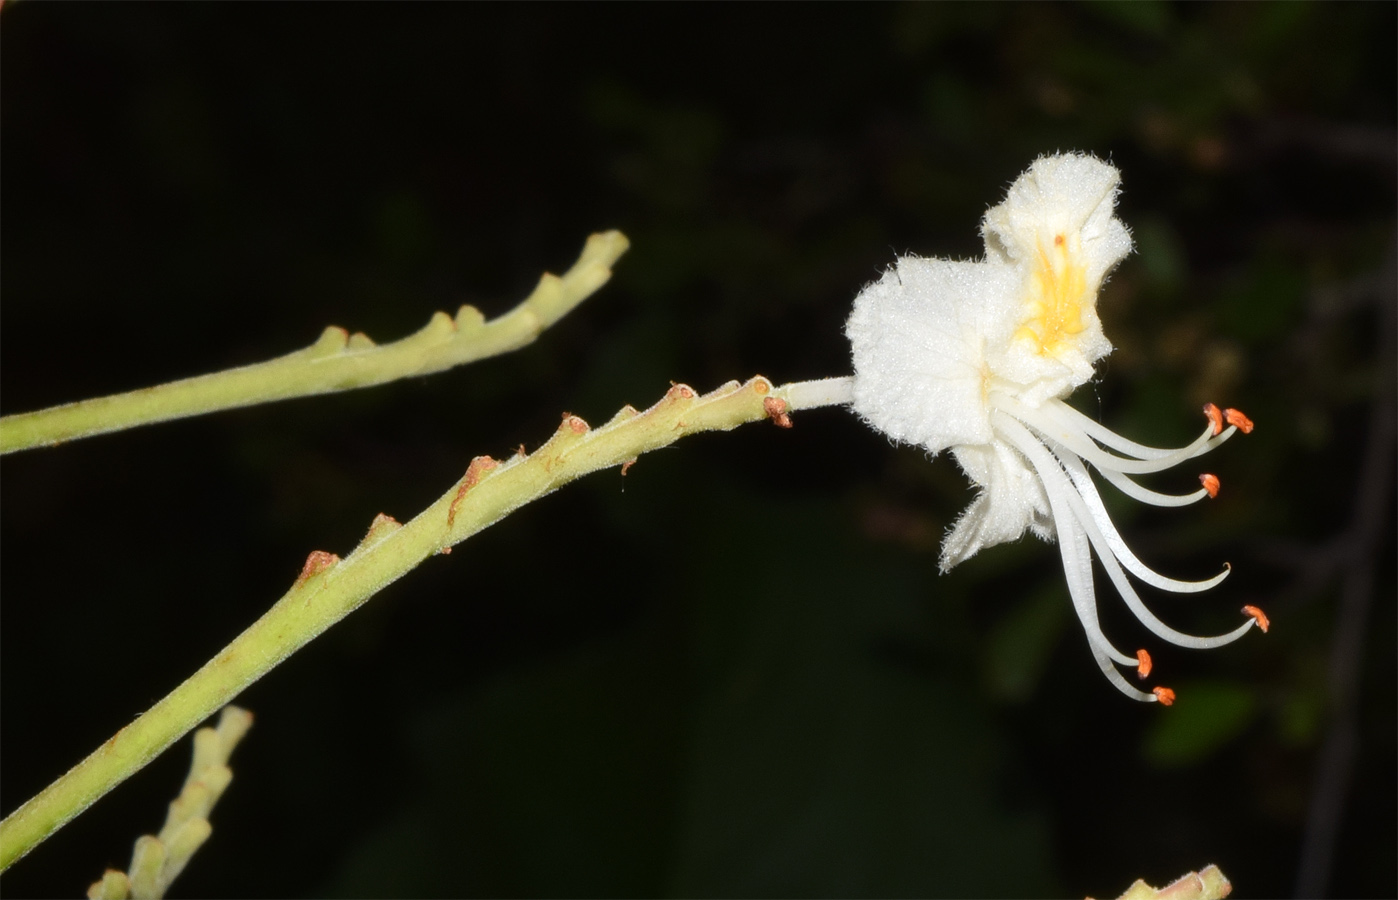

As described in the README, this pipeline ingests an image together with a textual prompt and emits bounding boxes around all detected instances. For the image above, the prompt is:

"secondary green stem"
[0,231,629,454]
[0,375,847,872]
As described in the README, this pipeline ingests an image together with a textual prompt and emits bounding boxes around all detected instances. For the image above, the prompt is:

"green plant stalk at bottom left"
[0,374,821,873]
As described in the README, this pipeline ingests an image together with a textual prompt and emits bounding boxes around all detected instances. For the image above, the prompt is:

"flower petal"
[939,442,1051,571]
[981,153,1132,284]
[847,256,1019,453]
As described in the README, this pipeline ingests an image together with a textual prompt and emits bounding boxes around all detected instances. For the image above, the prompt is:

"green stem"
[0,231,629,455]
[0,374,827,872]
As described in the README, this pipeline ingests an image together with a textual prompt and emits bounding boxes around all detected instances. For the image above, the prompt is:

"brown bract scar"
[763,396,793,428]
[666,383,697,429]
[361,512,401,545]
[447,455,500,527]
[621,457,638,476]
[295,550,340,587]
[540,413,591,473]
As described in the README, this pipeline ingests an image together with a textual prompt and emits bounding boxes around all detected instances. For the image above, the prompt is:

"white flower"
[845,152,1267,703]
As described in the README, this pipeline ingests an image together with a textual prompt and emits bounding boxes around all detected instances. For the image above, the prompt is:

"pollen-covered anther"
[1224,408,1254,434]
[1135,649,1153,680]
[1242,604,1270,633]
[1203,402,1225,436]
[1199,473,1220,498]
[763,396,793,428]
[1153,686,1177,706]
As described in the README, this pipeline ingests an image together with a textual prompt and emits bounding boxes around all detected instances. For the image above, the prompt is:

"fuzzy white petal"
[939,441,1052,572]
[981,152,1133,283]
[847,256,1019,453]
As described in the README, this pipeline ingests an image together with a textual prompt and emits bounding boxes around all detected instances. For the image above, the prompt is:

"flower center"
[1014,232,1089,358]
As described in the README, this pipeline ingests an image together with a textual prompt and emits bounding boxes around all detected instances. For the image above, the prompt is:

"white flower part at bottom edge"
[845,152,1268,703]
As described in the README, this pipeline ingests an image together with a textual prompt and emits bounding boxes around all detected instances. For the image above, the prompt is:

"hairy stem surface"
[0,375,846,871]
[0,231,629,454]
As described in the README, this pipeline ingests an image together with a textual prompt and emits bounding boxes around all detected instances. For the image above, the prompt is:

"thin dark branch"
[1293,238,1397,899]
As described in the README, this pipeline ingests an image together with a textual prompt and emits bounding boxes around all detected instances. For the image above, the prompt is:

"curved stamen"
[1052,484,1142,669]
[995,394,1234,475]
[1099,466,1212,507]
[1052,444,1231,593]
[1066,487,1256,648]
[995,422,1140,669]
[1091,641,1160,702]
[995,414,1254,649]
[1050,398,1211,460]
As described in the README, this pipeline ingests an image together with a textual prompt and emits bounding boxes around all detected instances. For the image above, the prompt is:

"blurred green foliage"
[2,3,1392,898]
[1142,680,1259,768]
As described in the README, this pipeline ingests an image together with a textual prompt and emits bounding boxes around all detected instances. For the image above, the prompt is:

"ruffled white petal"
[939,441,1052,572]
[981,153,1133,284]
[847,257,1021,453]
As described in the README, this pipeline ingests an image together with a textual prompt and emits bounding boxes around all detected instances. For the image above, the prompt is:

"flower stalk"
[86,705,253,900]
[0,231,630,455]
[0,374,840,872]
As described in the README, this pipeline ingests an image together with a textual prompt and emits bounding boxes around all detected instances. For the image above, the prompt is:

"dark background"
[2,4,1393,898]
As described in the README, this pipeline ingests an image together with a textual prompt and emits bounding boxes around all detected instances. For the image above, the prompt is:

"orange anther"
[1135,649,1153,679]
[1199,473,1220,498]
[763,396,793,428]
[1242,605,1270,633]
[1203,403,1224,436]
[1224,408,1254,434]
[1153,686,1176,706]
